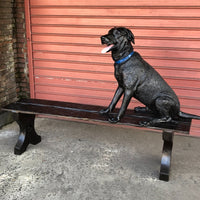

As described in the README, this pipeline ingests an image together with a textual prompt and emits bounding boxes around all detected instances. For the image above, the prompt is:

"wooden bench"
[2,98,192,181]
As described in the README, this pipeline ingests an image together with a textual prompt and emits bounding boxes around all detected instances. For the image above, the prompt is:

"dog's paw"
[139,120,151,127]
[99,108,110,115]
[134,106,149,113]
[108,116,120,124]
[134,106,143,112]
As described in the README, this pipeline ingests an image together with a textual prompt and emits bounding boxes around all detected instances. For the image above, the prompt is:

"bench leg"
[15,113,41,155]
[159,130,174,181]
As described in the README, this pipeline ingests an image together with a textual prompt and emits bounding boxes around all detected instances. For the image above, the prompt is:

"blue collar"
[115,51,134,64]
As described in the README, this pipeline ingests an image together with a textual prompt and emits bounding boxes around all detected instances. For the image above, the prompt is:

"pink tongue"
[101,44,114,53]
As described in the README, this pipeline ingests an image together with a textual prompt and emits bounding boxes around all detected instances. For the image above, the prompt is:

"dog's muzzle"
[101,35,115,53]
[101,36,109,45]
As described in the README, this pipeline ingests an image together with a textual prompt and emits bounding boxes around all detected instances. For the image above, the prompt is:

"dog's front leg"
[109,89,133,123]
[99,86,124,115]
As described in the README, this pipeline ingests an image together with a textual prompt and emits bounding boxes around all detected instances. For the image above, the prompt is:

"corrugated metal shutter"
[25,0,200,136]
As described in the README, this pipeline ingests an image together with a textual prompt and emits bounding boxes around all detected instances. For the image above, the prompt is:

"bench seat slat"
[2,99,191,134]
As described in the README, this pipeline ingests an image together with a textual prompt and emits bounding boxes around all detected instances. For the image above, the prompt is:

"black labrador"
[100,27,200,125]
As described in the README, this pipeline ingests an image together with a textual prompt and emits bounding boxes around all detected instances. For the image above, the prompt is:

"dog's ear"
[125,28,135,44]
[116,27,135,44]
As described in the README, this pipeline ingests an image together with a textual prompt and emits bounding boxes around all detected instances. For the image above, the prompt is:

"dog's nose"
[101,36,109,44]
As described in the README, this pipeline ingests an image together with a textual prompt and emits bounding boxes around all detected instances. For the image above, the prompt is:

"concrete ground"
[0,117,200,200]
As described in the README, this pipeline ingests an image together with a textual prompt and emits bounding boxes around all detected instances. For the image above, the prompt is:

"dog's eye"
[114,30,120,36]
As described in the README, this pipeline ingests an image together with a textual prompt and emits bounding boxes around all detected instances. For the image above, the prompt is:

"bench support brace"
[15,113,41,155]
[159,130,174,181]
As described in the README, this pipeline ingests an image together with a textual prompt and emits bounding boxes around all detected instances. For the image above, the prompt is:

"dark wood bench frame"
[2,98,192,182]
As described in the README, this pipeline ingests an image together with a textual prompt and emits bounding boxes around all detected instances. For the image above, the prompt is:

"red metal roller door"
[25,0,200,136]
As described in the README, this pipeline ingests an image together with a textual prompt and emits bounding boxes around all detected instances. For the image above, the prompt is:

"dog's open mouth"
[101,44,114,54]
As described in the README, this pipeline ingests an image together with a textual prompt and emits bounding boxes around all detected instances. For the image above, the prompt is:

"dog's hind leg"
[140,96,175,126]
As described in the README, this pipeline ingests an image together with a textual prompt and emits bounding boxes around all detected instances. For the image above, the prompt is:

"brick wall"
[0,0,17,108]
[0,0,28,126]
[13,0,29,99]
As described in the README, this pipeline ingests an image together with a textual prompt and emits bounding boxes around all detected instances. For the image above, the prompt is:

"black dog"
[100,27,200,125]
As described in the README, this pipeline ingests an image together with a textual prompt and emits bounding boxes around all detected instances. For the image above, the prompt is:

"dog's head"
[101,27,135,53]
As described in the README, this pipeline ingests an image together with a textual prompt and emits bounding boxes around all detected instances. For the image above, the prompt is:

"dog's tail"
[178,111,200,120]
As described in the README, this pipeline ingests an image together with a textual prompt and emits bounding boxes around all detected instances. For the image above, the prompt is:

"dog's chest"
[114,64,123,84]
